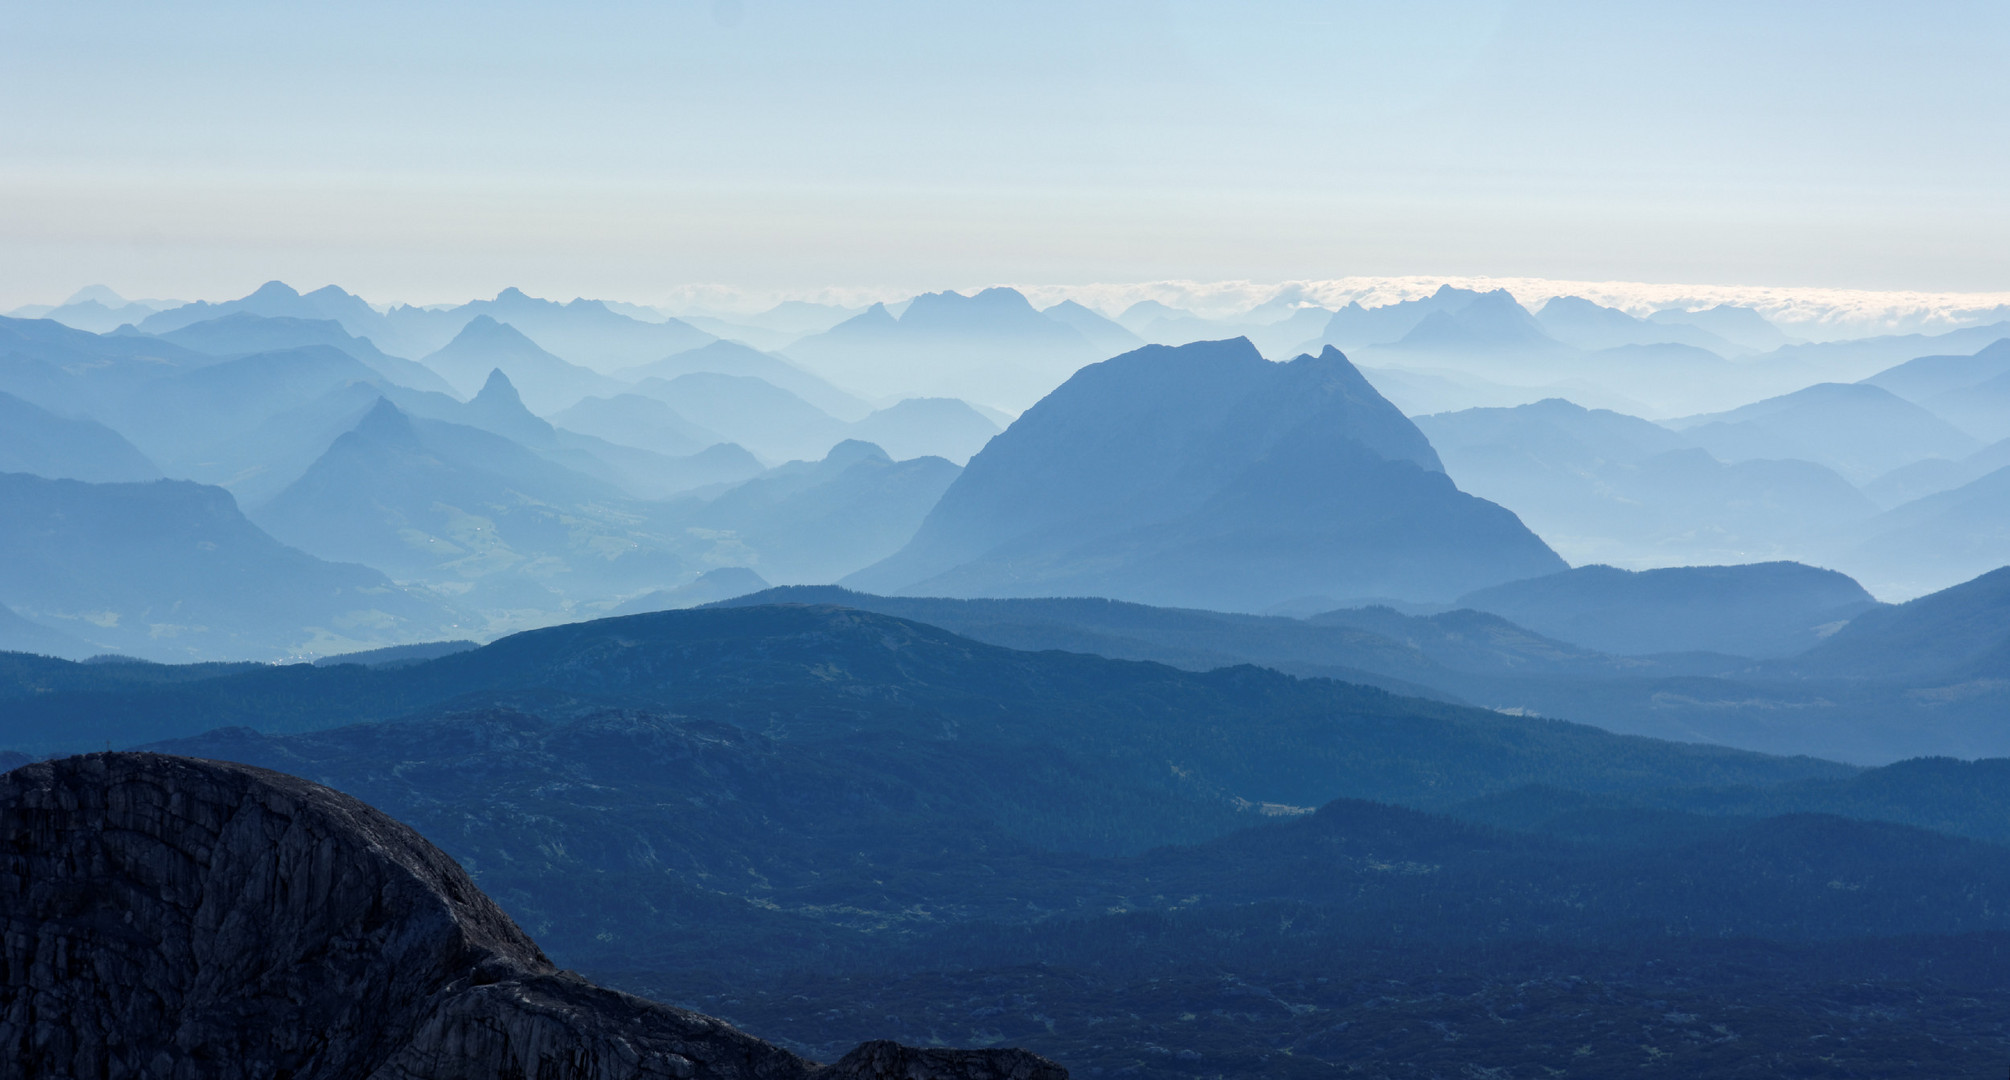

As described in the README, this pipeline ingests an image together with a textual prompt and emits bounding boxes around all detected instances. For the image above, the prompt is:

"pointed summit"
[474,367,525,408]
[349,396,423,449]
[419,317,615,411]
[465,368,557,446]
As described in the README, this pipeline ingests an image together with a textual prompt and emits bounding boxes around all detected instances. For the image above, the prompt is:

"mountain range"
[4,604,2006,1074]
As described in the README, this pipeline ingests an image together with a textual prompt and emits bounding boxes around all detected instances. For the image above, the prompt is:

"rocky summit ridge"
[0,753,1065,1080]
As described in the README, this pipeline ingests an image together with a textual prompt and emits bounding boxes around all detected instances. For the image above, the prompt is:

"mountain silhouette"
[848,339,1563,608]
[1648,303,1791,350]
[380,287,715,369]
[0,472,458,660]
[678,440,962,584]
[847,397,1000,464]
[156,311,456,395]
[1309,284,1486,349]
[418,315,619,409]
[1783,566,2010,682]
[784,287,1104,408]
[549,392,732,457]
[1673,382,1979,483]
[615,339,870,420]
[630,372,849,463]
[138,280,382,338]
[1456,562,1879,658]
[1039,299,1145,355]
[1388,290,1564,355]
[1860,338,2010,403]
[1535,296,1743,353]
[0,601,93,659]
[253,398,684,602]
[0,390,160,483]
[1418,398,1876,568]
[613,566,772,614]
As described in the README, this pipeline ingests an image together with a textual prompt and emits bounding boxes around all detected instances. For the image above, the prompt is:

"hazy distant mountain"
[0,391,160,483]
[1039,299,1144,355]
[1648,304,1792,351]
[458,368,558,447]
[847,398,1000,464]
[1417,398,1877,568]
[1861,338,2010,404]
[0,602,92,660]
[679,440,961,584]
[1672,382,1979,483]
[138,281,383,339]
[848,339,1564,609]
[613,339,869,420]
[731,300,864,336]
[548,393,728,458]
[629,372,849,463]
[155,312,457,396]
[611,567,771,615]
[1536,296,1744,354]
[0,472,458,661]
[253,399,689,608]
[1309,285,1488,349]
[1456,563,1879,658]
[417,315,619,410]
[1748,322,2010,383]
[1841,464,2010,598]
[18,286,168,333]
[1921,365,2010,442]
[784,287,1104,408]
[1861,433,2010,509]
[84,344,400,494]
[675,299,864,345]
[381,287,715,371]
[1387,290,1565,356]
[1113,299,1191,333]
[0,315,218,417]
[436,369,729,499]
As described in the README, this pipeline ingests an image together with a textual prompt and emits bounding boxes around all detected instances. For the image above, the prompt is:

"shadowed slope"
[0,753,1059,1079]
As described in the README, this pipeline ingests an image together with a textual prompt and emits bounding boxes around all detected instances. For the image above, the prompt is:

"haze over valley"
[8,4,2010,1077]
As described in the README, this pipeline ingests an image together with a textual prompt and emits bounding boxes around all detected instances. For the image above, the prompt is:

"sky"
[2,1,2006,309]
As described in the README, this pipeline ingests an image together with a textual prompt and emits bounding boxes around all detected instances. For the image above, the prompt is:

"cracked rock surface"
[0,753,1065,1080]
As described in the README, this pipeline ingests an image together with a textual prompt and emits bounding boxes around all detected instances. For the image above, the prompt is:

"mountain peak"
[465,367,557,444]
[824,438,892,470]
[351,396,422,448]
[62,284,130,307]
[474,367,523,406]
[248,280,302,301]
[496,287,531,302]
[448,314,540,350]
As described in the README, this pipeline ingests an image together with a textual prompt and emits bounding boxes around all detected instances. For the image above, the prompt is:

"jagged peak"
[474,367,522,404]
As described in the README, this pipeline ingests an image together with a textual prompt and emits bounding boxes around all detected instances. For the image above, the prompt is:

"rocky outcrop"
[0,753,1065,1080]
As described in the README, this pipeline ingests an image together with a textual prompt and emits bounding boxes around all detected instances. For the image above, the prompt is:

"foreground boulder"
[0,753,1066,1080]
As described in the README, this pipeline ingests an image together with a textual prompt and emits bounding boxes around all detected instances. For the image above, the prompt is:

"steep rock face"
[0,753,1063,1080]
[848,339,1563,608]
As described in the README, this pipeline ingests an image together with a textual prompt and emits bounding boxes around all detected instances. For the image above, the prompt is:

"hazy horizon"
[5,2,2006,309]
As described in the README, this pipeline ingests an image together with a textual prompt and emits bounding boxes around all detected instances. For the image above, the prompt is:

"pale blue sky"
[2,1,2005,306]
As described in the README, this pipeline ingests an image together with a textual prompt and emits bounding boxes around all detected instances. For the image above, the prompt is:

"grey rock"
[0,753,1065,1080]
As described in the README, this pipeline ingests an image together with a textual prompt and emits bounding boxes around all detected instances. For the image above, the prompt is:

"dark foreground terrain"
[7,604,2010,1075]
[0,752,1061,1080]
